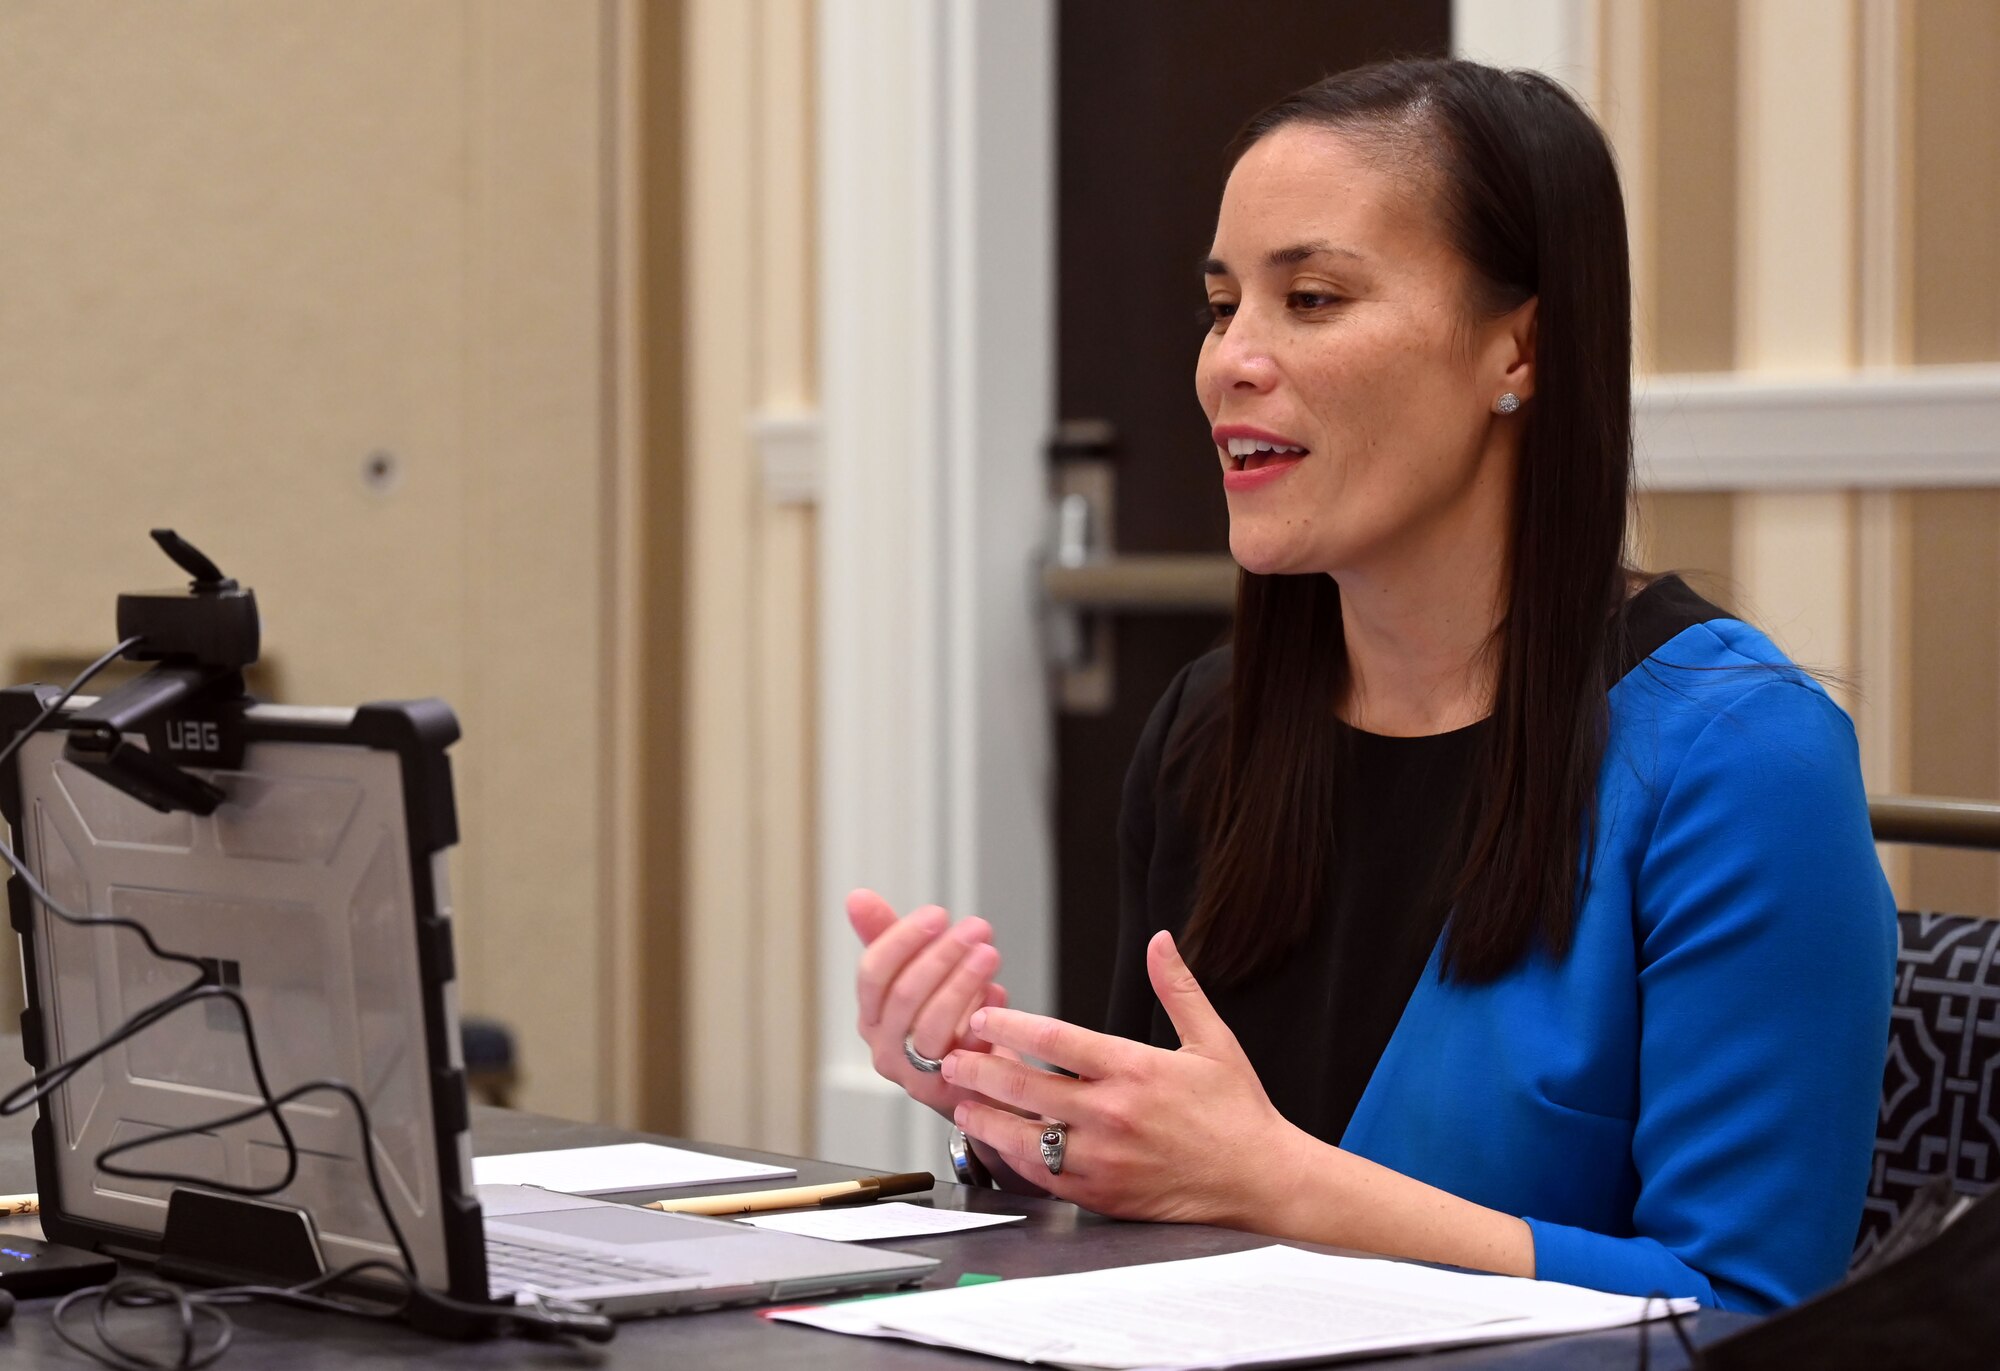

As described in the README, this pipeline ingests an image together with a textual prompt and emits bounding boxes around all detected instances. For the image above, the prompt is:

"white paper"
[768,1244,1700,1371]
[742,1202,1026,1242]
[472,1142,794,1195]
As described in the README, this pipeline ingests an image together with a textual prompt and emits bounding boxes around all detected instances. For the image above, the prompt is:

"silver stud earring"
[1494,392,1521,415]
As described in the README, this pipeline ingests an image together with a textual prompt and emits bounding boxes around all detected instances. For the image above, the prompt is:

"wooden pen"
[643,1171,934,1217]
[0,1194,39,1217]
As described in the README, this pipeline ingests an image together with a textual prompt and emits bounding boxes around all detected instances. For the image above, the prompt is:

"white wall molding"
[1636,367,2000,491]
[815,0,1055,1174]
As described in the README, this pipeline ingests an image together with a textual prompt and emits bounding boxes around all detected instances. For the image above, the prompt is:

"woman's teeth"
[1225,437,1309,470]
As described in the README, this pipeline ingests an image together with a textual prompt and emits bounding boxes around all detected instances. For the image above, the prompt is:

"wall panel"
[1635,492,1735,605]
[1648,0,1738,376]
[0,1,634,1114]
[1900,0,2000,913]
[1905,491,2000,915]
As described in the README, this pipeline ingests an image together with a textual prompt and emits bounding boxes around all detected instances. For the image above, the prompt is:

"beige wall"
[1616,0,2000,916]
[0,0,815,1147]
[0,1,651,1118]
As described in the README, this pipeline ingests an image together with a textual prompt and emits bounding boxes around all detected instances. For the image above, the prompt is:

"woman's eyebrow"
[1200,242,1364,276]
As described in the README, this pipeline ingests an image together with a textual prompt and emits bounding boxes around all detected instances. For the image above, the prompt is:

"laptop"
[0,689,937,1317]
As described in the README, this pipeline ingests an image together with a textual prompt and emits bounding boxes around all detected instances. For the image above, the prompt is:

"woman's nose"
[1207,309,1281,393]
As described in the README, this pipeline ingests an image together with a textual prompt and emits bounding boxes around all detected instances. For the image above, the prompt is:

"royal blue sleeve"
[1525,679,1897,1311]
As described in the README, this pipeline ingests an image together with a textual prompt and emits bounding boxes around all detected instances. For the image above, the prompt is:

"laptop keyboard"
[485,1235,699,1293]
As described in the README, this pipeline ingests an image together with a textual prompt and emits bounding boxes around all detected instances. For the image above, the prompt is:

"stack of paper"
[770,1244,1698,1370]
[472,1142,794,1194]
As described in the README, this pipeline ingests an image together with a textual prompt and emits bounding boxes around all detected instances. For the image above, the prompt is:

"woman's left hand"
[942,929,1304,1227]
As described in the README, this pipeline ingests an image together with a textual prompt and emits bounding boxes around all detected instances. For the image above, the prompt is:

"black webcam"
[63,530,260,815]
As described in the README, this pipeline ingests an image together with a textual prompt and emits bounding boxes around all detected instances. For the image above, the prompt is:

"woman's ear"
[1492,295,1537,405]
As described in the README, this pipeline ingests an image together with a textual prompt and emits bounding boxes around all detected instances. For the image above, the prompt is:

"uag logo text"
[165,720,221,752]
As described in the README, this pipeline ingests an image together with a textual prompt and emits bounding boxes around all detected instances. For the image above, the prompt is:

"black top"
[1104,576,1724,1144]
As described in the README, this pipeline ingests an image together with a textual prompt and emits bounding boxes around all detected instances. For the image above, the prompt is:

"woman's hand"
[848,888,1010,1123]
[943,929,1308,1227]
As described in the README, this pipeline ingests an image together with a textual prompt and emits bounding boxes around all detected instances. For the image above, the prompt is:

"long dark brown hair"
[1179,59,1633,987]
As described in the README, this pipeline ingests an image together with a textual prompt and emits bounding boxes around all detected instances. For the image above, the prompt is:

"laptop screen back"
[6,701,473,1292]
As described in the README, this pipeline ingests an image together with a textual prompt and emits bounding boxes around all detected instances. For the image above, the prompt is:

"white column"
[816,0,1056,1172]
[1452,0,1601,100]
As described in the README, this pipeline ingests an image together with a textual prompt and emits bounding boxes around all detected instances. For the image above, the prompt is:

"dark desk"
[0,1099,1748,1368]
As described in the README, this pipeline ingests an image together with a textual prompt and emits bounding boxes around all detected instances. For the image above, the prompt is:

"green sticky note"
[955,1273,1002,1286]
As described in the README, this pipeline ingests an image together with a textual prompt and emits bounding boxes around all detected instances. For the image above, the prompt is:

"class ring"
[1039,1121,1068,1176]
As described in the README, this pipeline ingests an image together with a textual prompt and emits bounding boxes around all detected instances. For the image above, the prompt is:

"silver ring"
[902,1033,944,1074]
[1039,1121,1068,1176]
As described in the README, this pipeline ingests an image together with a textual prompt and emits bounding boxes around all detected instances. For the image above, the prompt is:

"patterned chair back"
[1855,910,2000,1260]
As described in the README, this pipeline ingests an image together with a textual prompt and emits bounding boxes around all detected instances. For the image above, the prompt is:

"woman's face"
[1196,122,1530,582]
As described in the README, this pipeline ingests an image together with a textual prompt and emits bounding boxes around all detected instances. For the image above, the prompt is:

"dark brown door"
[1054,2,1452,1028]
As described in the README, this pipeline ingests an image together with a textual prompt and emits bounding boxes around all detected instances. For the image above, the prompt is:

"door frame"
[807,0,1590,1171]
[814,0,1057,1171]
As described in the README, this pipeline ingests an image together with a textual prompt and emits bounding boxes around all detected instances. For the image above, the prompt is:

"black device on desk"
[0,1234,116,1299]
[0,532,934,1366]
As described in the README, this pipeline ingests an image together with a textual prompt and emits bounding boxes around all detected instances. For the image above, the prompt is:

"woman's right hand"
[848,888,1008,1122]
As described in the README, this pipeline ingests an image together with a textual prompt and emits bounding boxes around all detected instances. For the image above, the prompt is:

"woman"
[848,58,1895,1314]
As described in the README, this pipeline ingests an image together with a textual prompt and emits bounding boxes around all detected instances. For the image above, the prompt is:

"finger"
[878,916,994,1036]
[1146,929,1235,1053]
[953,1098,1081,1188]
[906,941,1000,1059]
[846,888,900,945]
[969,1006,1123,1081]
[855,905,948,1026]
[942,1048,1080,1120]
[955,980,1008,1049]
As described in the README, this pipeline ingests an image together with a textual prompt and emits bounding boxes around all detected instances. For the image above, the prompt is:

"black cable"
[2,642,610,1366]
[93,1063,416,1273]
[53,1278,234,1371]
[1636,1291,1705,1370]
[0,637,142,778]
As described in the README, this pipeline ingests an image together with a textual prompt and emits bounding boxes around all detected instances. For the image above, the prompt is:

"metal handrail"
[1868,795,2000,851]
[1042,555,1238,613]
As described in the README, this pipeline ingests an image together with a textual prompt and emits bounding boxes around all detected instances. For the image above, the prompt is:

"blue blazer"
[1341,617,1897,1311]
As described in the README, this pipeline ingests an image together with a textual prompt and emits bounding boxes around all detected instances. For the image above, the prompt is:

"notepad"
[472,1142,795,1195]
[742,1202,1026,1242]
[769,1244,1699,1370]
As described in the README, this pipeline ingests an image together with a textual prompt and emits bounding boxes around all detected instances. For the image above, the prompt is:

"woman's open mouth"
[1220,434,1309,490]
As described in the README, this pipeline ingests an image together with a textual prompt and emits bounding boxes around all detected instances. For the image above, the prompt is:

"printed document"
[743,1202,1025,1242]
[472,1142,793,1195]
[768,1244,1698,1370]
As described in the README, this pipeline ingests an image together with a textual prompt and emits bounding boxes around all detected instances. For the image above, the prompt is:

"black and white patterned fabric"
[1855,911,2000,1259]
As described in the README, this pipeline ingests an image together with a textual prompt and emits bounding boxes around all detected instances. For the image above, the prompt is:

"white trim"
[815,0,1055,1174]
[1452,0,1600,103]
[939,0,1056,1023]
[816,0,938,1172]
[1635,367,2000,490]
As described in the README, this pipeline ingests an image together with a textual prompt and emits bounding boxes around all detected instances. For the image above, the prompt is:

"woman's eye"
[1200,299,1236,329]
[1288,291,1341,310]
